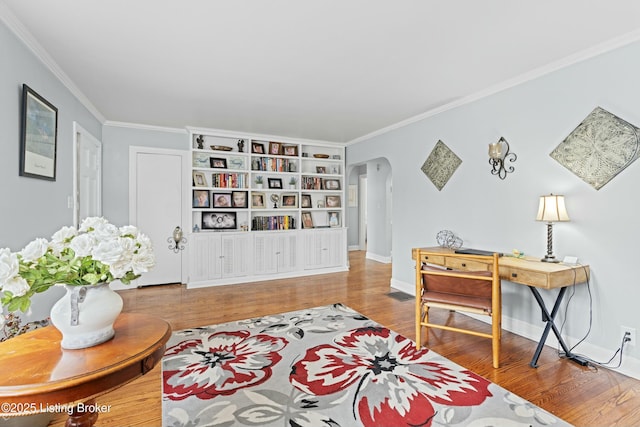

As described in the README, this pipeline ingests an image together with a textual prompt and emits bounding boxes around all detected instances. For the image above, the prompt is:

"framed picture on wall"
[19,84,58,180]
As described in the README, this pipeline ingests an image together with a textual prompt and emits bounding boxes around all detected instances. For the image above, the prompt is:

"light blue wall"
[0,20,102,249]
[102,124,188,225]
[0,19,102,320]
[347,40,640,367]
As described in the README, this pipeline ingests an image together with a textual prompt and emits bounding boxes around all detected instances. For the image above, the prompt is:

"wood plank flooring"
[49,251,640,426]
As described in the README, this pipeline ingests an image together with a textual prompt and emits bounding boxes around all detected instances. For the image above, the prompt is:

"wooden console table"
[413,247,590,367]
[0,313,171,427]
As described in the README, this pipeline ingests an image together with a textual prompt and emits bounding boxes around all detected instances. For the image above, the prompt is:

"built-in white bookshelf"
[187,129,347,288]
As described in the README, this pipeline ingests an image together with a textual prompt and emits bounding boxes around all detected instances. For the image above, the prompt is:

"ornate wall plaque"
[550,107,640,190]
[421,140,462,191]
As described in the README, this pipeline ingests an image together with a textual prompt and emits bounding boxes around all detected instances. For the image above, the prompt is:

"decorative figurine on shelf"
[196,135,204,149]
[270,194,280,209]
[238,139,245,153]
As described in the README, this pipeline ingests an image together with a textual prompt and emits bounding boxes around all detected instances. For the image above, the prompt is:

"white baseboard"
[348,245,361,251]
[366,252,391,264]
[389,278,640,380]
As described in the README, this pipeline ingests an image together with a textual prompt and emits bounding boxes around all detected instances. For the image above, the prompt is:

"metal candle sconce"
[488,137,517,179]
[168,226,187,253]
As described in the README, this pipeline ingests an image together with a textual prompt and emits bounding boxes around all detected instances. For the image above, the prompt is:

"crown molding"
[104,121,187,134]
[0,2,105,123]
[347,29,640,146]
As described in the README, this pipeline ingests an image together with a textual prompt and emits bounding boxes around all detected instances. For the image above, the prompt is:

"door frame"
[128,146,190,285]
[72,122,102,228]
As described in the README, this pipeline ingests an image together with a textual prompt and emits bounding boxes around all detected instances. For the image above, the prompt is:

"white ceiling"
[3,1,640,143]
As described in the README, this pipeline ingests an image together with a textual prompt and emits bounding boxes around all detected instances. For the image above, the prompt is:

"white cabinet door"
[188,233,222,282]
[221,233,252,278]
[303,229,346,269]
[253,232,298,275]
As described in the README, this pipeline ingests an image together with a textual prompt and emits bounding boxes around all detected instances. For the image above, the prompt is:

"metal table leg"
[528,286,574,368]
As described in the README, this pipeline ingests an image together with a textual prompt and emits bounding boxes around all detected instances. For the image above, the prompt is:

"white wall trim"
[346,28,640,146]
[365,252,391,264]
[390,278,640,381]
[105,121,187,134]
[0,3,105,123]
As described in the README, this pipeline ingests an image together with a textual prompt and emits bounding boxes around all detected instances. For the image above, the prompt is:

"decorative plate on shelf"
[210,145,233,151]
[313,154,330,158]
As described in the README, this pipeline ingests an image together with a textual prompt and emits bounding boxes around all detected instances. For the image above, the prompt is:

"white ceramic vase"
[50,283,123,349]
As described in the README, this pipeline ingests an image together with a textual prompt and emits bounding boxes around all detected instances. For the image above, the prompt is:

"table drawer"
[500,266,548,288]
[445,257,490,272]
[420,254,445,265]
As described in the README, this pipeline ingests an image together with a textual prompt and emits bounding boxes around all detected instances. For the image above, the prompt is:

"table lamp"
[536,194,570,263]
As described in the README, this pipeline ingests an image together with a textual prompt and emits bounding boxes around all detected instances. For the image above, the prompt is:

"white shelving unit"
[187,129,347,288]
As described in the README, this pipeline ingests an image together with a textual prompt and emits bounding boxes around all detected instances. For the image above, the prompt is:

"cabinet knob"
[512,273,517,278]
[461,263,466,267]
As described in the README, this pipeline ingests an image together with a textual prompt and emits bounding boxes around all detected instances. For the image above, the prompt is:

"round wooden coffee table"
[0,313,171,427]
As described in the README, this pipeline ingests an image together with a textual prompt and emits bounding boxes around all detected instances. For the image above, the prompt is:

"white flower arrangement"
[0,217,155,312]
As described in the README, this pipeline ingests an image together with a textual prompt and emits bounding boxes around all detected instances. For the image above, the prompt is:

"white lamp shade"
[536,194,570,222]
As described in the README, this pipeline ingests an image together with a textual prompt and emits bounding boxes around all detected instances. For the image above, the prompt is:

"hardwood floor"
[49,251,640,426]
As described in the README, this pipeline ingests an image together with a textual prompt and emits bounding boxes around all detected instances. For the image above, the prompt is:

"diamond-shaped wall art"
[550,107,640,190]
[421,140,462,191]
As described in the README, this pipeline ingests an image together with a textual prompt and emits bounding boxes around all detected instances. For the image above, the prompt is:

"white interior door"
[73,123,102,227]
[128,147,187,286]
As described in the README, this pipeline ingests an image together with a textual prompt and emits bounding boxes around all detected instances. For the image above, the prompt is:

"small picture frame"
[231,191,248,208]
[252,192,266,208]
[316,166,327,174]
[325,195,341,208]
[202,211,237,230]
[268,178,283,189]
[269,141,282,155]
[283,145,298,156]
[252,142,265,154]
[328,211,340,227]
[301,194,312,208]
[193,171,208,187]
[302,212,314,229]
[212,192,232,208]
[281,194,297,208]
[193,190,210,208]
[20,84,58,181]
[210,157,228,169]
[323,178,341,190]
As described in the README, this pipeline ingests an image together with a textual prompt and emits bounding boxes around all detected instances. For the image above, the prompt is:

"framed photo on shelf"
[325,195,341,208]
[210,157,228,169]
[192,190,210,208]
[301,194,312,208]
[328,211,340,227]
[212,192,232,208]
[316,166,327,174]
[323,178,341,190]
[269,141,282,155]
[268,178,283,189]
[193,171,208,187]
[252,192,266,208]
[20,84,58,181]
[201,211,237,230]
[252,142,265,154]
[302,212,314,229]
[231,191,248,208]
[283,145,298,156]
[281,194,297,208]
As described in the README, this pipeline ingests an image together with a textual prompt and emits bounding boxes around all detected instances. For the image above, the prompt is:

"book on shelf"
[252,215,296,231]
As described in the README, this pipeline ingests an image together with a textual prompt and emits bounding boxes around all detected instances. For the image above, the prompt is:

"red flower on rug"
[163,330,288,400]
[290,326,492,427]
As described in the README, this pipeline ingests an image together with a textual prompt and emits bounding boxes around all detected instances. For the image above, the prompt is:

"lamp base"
[541,255,560,263]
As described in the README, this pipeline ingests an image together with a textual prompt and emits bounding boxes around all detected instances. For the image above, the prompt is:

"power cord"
[557,263,631,369]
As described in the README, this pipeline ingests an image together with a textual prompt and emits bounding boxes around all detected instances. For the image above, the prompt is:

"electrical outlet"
[621,326,636,347]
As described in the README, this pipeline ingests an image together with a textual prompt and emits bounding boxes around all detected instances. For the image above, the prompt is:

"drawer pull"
[461,263,466,267]
[512,273,517,278]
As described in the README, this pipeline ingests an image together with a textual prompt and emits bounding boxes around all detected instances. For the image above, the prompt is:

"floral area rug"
[162,303,572,427]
